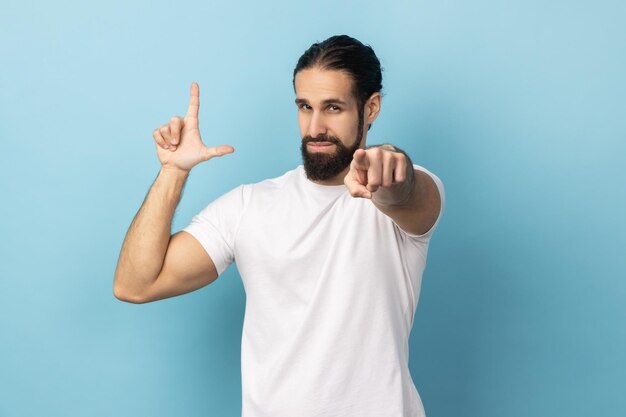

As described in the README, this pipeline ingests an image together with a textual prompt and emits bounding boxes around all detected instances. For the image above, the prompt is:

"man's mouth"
[307,141,336,149]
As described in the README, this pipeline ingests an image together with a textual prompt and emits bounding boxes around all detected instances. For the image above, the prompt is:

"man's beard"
[300,111,364,182]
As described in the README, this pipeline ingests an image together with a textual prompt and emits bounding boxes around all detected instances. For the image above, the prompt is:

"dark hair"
[293,35,383,131]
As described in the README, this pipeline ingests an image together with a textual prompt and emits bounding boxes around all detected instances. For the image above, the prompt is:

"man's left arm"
[344,144,442,236]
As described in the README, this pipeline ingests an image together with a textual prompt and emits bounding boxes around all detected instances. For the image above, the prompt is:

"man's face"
[294,67,364,182]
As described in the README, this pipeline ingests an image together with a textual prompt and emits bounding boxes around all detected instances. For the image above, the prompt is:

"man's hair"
[293,35,383,131]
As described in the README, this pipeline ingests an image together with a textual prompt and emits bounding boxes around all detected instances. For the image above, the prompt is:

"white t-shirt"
[183,165,445,417]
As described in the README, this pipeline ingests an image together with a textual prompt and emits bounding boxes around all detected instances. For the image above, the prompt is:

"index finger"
[186,82,200,119]
[352,148,369,169]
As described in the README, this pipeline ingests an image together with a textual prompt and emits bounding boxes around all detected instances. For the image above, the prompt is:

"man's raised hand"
[152,82,234,172]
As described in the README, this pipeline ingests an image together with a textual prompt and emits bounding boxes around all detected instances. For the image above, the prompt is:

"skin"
[113,83,228,303]
[113,70,441,304]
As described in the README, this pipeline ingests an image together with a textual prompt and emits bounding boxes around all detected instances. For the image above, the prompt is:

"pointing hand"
[344,145,414,204]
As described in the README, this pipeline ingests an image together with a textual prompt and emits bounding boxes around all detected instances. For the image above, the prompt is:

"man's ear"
[365,92,382,125]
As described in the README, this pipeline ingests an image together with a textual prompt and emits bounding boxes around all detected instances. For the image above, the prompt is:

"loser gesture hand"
[152,82,234,172]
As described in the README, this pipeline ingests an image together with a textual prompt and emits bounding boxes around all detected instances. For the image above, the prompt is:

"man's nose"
[308,111,327,138]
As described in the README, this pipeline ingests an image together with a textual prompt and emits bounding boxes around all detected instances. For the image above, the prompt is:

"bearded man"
[114,34,445,417]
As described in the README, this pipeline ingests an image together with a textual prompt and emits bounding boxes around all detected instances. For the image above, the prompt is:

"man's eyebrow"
[322,98,348,106]
[295,98,348,106]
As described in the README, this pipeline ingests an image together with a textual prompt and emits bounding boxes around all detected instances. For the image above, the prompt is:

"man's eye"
[328,105,340,111]
[299,104,311,110]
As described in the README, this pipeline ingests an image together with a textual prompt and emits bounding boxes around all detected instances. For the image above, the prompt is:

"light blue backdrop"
[1,0,624,416]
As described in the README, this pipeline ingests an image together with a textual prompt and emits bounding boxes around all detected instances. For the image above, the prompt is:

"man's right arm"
[113,167,218,304]
[113,82,234,304]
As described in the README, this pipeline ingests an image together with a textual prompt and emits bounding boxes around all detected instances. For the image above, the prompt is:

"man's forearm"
[113,167,189,299]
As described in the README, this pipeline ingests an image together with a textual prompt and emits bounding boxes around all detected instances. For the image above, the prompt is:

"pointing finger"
[352,149,369,170]
[186,82,200,120]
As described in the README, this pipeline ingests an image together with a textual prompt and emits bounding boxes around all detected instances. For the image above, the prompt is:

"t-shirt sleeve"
[181,185,246,276]
[398,164,446,240]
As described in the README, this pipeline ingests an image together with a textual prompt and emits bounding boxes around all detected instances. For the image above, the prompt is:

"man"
[114,35,444,417]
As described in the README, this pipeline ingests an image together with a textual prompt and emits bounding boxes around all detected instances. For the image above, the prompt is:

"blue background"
[1,0,624,416]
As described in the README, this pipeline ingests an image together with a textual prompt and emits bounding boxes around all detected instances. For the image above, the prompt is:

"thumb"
[202,144,235,161]
[344,172,372,199]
